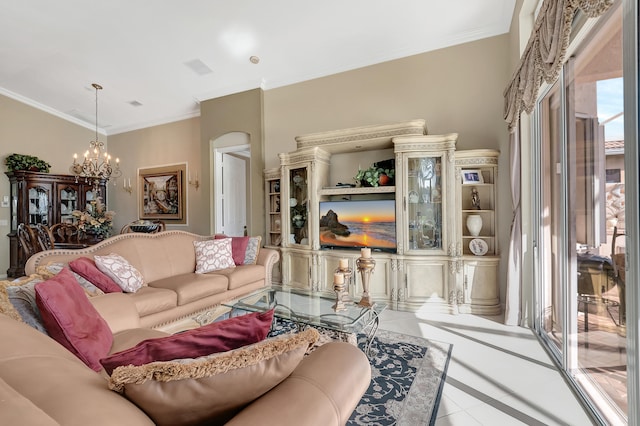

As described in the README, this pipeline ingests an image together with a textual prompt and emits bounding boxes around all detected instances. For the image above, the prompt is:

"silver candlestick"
[335,265,353,303]
[356,256,376,307]
[332,272,347,312]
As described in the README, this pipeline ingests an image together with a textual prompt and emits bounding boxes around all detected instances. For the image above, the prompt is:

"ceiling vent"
[184,59,213,75]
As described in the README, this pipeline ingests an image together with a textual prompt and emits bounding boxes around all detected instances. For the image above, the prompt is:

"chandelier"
[70,83,121,192]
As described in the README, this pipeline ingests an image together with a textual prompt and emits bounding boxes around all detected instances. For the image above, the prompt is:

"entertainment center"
[264,120,500,314]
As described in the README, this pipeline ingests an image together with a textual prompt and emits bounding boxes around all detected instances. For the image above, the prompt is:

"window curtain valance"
[503,0,614,132]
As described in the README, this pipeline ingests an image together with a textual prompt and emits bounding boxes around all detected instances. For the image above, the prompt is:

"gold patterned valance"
[503,0,614,132]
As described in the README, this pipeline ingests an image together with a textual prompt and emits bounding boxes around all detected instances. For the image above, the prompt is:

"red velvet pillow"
[214,235,250,265]
[69,257,122,293]
[35,268,114,371]
[100,309,274,375]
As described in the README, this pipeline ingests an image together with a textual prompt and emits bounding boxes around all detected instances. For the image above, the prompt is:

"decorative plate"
[130,223,159,233]
[408,190,419,203]
[469,238,488,256]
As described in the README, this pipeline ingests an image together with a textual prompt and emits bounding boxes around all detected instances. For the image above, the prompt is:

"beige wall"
[264,34,513,304]
[264,34,511,168]
[200,89,264,236]
[1,35,515,304]
[107,117,202,233]
[0,94,96,278]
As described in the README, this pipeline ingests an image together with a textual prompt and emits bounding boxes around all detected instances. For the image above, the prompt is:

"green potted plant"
[354,164,395,187]
[5,153,51,173]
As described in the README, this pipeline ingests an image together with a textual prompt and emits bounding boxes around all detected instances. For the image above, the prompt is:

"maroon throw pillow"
[69,257,122,293]
[35,268,114,371]
[214,235,250,265]
[100,309,274,375]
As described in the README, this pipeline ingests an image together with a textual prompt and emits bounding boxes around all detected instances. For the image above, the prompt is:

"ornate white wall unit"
[273,120,500,314]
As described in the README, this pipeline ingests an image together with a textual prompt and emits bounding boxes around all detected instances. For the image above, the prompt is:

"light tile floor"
[378,310,595,426]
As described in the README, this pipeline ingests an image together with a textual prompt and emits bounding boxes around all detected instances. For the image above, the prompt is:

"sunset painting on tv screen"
[319,200,396,251]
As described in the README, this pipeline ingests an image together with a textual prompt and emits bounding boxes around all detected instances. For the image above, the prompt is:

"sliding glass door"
[534,2,628,423]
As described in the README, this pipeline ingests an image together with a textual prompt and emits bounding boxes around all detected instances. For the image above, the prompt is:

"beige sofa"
[0,306,372,425]
[3,231,372,425]
[24,230,279,330]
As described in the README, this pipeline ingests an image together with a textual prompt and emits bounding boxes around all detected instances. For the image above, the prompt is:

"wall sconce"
[123,177,133,194]
[189,172,199,190]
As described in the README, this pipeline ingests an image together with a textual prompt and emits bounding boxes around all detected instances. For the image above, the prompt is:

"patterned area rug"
[268,320,452,425]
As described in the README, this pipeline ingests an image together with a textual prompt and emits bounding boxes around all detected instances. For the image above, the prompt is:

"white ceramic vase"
[466,214,483,237]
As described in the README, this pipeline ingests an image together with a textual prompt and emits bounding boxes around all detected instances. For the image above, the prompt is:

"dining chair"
[17,223,41,259]
[50,223,82,244]
[34,223,55,250]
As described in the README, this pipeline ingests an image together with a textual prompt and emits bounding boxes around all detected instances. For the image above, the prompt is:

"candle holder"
[335,265,353,304]
[332,272,347,312]
[356,256,376,307]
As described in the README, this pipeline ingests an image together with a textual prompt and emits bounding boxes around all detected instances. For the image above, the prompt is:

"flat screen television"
[319,199,396,253]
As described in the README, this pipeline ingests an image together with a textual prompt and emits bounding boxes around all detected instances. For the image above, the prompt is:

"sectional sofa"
[1,230,373,425]
[0,292,372,425]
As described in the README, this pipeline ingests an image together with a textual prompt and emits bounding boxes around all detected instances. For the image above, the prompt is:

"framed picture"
[461,170,484,184]
[138,163,186,223]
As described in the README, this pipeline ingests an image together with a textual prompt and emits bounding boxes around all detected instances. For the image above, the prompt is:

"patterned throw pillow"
[193,239,236,274]
[94,254,145,293]
[213,235,249,265]
[69,257,122,293]
[0,275,44,324]
[244,236,262,265]
[108,328,319,426]
[36,262,105,297]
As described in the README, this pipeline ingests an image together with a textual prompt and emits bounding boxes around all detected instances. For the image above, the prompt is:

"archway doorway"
[212,132,250,236]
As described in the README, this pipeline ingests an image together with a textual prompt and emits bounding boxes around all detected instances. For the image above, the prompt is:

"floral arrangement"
[71,197,115,238]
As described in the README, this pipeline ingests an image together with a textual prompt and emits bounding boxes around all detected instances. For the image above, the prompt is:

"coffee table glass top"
[224,286,386,334]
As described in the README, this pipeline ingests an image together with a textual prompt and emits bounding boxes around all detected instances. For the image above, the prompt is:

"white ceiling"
[0,0,515,135]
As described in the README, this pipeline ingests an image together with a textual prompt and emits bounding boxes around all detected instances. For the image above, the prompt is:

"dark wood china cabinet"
[5,171,106,277]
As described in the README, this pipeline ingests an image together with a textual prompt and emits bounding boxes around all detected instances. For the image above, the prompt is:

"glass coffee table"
[223,286,386,355]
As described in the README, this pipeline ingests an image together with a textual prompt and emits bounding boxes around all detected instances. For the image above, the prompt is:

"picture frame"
[138,163,186,223]
[461,169,484,184]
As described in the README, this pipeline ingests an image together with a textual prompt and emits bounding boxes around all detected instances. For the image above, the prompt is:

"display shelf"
[263,168,282,247]
[319,186,395,196]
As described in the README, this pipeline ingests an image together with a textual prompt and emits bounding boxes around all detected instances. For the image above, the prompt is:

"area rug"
[268,320,452,425]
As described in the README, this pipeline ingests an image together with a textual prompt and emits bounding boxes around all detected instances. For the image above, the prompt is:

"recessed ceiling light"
[249,56,260,64]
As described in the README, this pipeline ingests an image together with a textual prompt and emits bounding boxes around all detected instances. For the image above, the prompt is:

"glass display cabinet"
[278,147,330,290]
[394,134,457,257]
[288,167,308,245]
[406,156,443,251]
[5,171,106,277]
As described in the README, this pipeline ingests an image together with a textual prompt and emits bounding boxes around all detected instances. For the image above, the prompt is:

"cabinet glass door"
[406,156,442,251]
[85,188,97,212]
[10,181,18,231]
[58,184,79,224]
[289,167,308,245]
[27,184,51,225]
